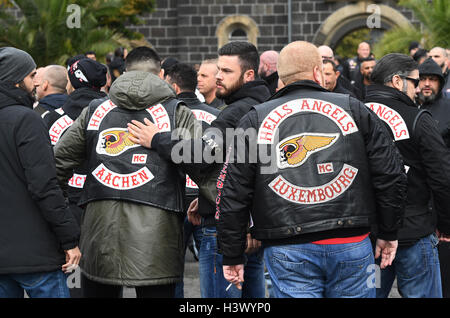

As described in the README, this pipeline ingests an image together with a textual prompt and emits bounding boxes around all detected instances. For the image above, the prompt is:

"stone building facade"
[128,0,419,64]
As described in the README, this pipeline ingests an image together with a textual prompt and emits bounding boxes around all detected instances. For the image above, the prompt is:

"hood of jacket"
[224,79,270,105]
[62,87,107,119]
[109,71,176,111]
[419,57,445,90]
[0,81,34,110]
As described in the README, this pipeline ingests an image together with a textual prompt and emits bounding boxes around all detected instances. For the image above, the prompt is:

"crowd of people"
[0,38,450,299]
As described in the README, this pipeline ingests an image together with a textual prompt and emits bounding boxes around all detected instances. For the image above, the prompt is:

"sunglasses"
[402,76,420,88]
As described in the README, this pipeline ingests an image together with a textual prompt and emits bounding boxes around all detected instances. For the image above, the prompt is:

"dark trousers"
[81,274,175,298]
[439,242,450,298]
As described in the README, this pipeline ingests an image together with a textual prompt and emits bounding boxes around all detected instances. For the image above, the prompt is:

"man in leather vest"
[54,47,204,298]
[365,53,450,298]
[214,41,407,298]
[127,41,270,298]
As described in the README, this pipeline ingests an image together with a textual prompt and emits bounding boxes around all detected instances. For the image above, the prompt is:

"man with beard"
[33,65,69,116]
[418,57,450,298]
[429,47,450,96]
[365,53,450,298]
[355,57,376,100]
[127,41,270,298]
[0,47,81,297]
[258,50,279,95]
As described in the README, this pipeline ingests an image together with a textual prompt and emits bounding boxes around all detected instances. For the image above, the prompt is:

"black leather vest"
[44,107,88,202]
[250,89,376,239]
[79,98,185,212]
[184,104,219,197]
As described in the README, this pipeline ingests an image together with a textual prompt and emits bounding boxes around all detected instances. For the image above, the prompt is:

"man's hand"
[244,233,261,254]
[187,198,201,226]
[127,118,160,149]
[62,247,82,273]
[436,229,450,242]
[375,239,398,269]
[223,264,244,290]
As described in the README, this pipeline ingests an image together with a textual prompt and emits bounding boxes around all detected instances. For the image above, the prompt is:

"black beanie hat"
[419,57,445,89]
[68,58,107,90]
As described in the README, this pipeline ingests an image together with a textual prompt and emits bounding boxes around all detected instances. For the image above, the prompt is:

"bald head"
[35,65,67,101]
[278,41,323,86]
[318,45,334,60]
[357,42,371,59]
[259,50,279,77]
[44,65,68,92]
[429,47,448,72]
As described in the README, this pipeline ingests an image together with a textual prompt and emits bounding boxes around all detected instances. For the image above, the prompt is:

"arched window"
[216,15,259,48]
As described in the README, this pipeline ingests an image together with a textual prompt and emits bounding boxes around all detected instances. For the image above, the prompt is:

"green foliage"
[373,0,449,57]
[0,0,156,66]
[335,29,371,59]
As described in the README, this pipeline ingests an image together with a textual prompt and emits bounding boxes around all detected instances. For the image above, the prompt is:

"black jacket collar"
[224,80,270,105]
[270,80,327,100]
[365,84,417,108]
[0,81,34,110]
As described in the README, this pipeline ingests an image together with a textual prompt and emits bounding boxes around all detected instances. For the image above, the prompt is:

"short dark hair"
[125,46,161,74]
[360,57,376,63]
[413,48,428,62]
[114,47,126,58]
[218,41,259,75]
[166,63,198,92]
[323,59,338,72]
[85,51,96,56]
[370,53,418,85]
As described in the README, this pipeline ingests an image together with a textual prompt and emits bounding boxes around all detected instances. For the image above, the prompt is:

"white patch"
[269,164,358,204]
[317,162,334,174]
[131,154,148,164]
[191,109,217,125]
[49,115,74,145]
[87,99,117,131]
[365,102,410,141]
[186,175,198,189]
[146,104,171,132]
[258,98,358,144]
[92,164,154,190]
[68,173,86,189]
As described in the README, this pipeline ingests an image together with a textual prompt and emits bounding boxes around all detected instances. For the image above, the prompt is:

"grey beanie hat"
[0,47,37,83]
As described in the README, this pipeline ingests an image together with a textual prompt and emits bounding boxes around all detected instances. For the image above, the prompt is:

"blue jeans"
[199,226,265,298]
[376,233,442,298]
[0,270,70,298]
[264,236,375,298]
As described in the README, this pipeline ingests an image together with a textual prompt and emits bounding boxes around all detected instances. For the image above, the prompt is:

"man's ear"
[313,65,324,87]
[336,70,341,78]
[243,69,255,83]
[159,69,165,80]
[390,74,403,91]
[42,80,49,91]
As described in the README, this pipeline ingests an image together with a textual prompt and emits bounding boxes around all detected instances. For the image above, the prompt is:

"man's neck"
[204,91,217,104]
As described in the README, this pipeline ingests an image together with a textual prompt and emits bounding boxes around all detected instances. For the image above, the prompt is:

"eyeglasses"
[402,76,420,88]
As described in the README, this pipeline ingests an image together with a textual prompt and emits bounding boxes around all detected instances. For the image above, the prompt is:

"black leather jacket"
[216,81,407,265]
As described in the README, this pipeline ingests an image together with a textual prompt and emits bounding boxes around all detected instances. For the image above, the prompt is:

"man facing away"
[365,53,450,298]
[54,46,204,298]
[215,41,407,298]
[33,65,69,116]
